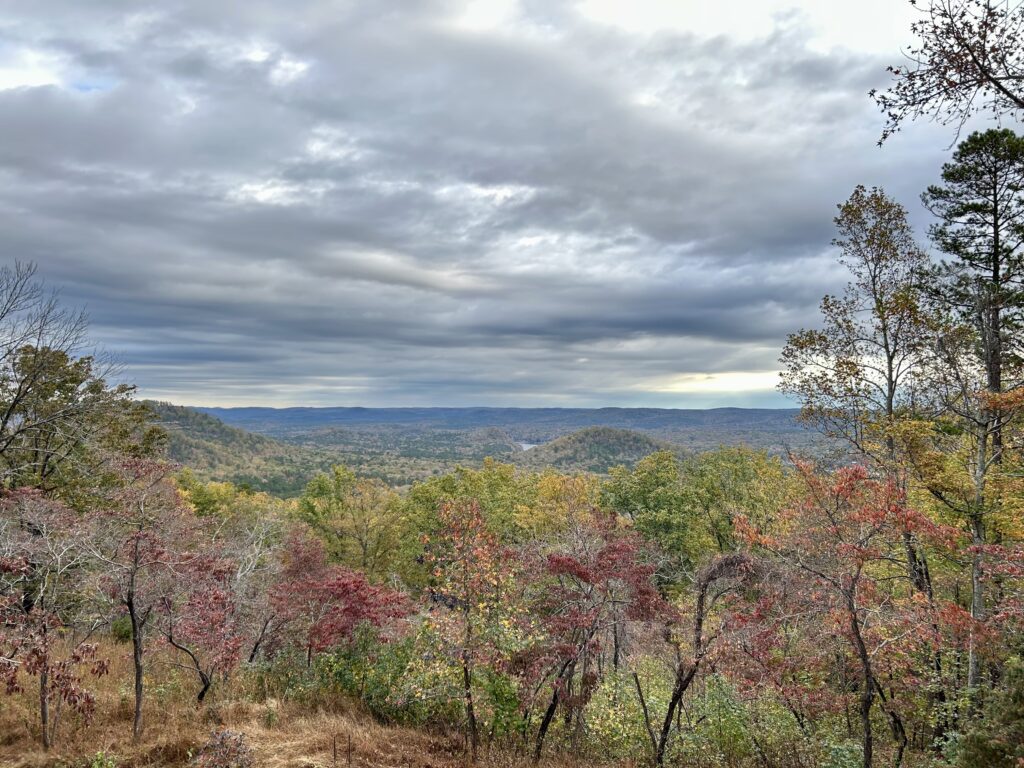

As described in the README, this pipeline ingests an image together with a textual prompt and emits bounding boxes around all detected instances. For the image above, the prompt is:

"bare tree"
[83,459,184,742]
[874,0,1024,144]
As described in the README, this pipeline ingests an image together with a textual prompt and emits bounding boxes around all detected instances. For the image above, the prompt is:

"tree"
[421,500,515,762]
[739,464,958,768]
[634,553,760,766]
[920,128,1024,691]
[604,449,790,587]
[161,555,243,704]
[0,490,108,749]
[603,452,690,581]
[874,0,1024,143]
[298,466,404,579]
[676,447,790,556]
[0,262,159,497]
[270,530,408,667]
[84,459,185,742]
[781,186,931,472]
[780,186,935,596]
[958,656,1024,766]
[923,129,1024,417]
[522,509,664,763]
[513,471,599,540]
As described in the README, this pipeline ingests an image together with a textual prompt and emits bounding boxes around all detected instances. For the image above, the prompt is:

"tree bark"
[462,648,478,762]
[127,596,144,742]
[848,594,875,768]
[39,660,50,751]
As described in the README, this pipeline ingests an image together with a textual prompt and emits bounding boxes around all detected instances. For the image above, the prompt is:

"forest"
[3,1,1024,767]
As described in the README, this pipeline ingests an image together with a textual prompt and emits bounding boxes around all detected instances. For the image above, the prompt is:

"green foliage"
[584,662,670,760]
[88,752,118,768]
[958,656,1024,767]
[666,675,756,766]
[820,740,863,768]
[297,466,405,578]
[603,447,790,583]
[323,623,461,725]
[0,347,164,504]
[110,616,133,644]
[406,459,532,534]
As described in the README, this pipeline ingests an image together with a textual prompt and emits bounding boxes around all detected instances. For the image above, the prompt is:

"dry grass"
[0,641,592,768]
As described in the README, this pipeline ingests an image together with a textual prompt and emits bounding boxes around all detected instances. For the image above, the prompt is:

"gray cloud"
[0,0,981,406]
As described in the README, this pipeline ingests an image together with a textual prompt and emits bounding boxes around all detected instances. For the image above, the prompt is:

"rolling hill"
[150,403,820,492]
[196,405,814,453]
[146,401,338,496]
[514,427,680,473]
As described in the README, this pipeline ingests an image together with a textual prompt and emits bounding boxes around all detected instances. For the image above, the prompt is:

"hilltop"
[515,426,681,473]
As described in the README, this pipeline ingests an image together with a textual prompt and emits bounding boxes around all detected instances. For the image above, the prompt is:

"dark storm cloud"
[0,1,962,405]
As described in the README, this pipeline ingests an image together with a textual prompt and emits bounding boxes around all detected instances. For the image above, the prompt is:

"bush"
[89,752,118,768]
[958,656,1024,768]
[190,730,254,768]
[110,616,133,644]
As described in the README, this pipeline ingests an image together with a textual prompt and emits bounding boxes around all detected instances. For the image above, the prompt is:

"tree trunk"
[128,597,144,742]
[533,659,573,764]
[39,661,50,751]
[247,618,271,664]
[848,595,875,768]
[875,681,908,768]
[632,671,659,759]
[656,661,699,765]
[533,687,559,765]
[462,649,478,762]
[967,510,986,693]
[967,424,988,695]
[196,671,212,704]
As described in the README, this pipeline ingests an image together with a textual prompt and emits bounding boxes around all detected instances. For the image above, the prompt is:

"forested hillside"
[148,401,338,496]
[515,426,681,472]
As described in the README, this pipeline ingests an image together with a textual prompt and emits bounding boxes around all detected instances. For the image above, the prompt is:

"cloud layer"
[0,0,973,406]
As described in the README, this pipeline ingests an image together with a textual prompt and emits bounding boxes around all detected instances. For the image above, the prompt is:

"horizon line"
[148,400,802,412]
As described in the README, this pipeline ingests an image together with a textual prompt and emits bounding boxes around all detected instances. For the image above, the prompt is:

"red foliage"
[271,530,408,660]
[162,555,244,701]
[518,510,666,729]
[734,463,968,761]
[0,489,109,743]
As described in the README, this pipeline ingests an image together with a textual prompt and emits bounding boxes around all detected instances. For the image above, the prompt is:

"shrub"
[110,616,133,644]
[89,752,118,768]
[190,729,254,768]
[958,656,1024,768]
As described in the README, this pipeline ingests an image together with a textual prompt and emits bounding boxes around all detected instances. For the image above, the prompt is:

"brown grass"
[0,641,592,768]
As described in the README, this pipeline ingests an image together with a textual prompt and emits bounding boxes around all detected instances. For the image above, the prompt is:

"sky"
[0,0,1000,408]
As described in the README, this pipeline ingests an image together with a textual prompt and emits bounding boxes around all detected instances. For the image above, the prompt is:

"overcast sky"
[0,1,1002,407]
